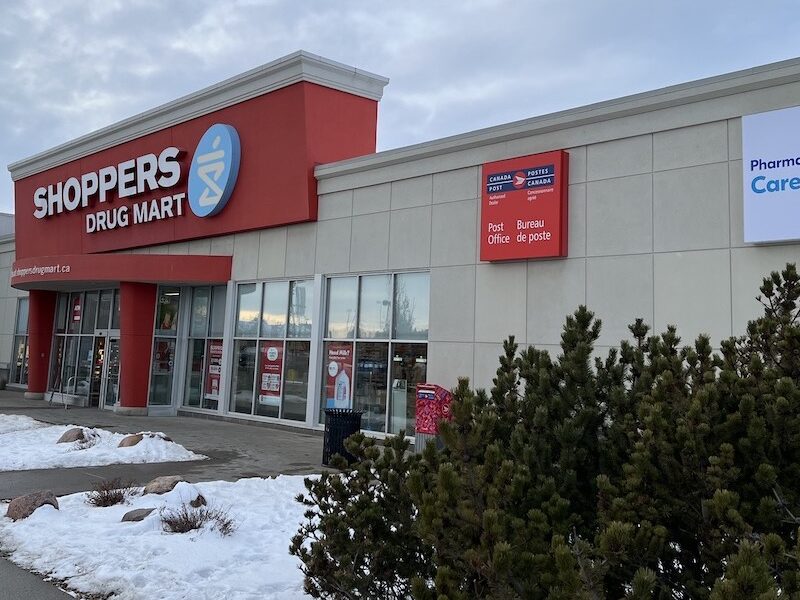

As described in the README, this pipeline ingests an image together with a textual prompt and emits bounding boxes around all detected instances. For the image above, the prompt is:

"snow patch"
[0,476,315,599]
[0,414,205,471]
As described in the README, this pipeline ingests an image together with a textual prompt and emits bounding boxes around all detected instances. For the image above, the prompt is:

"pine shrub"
[294,263,800,599]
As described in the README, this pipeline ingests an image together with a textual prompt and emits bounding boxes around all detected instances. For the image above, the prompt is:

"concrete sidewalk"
[0,390,325,498]
[0,389,327,599]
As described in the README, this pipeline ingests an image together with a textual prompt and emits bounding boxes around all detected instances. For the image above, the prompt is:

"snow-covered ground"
[0,477,312,599]
[0,414,205,471]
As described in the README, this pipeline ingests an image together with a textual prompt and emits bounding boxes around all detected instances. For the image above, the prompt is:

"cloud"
[1,0,800,216]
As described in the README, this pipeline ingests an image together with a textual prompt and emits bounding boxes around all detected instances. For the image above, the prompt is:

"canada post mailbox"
[415,383,452,436]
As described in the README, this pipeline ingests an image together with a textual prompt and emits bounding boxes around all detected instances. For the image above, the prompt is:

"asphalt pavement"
[0,389,327,599]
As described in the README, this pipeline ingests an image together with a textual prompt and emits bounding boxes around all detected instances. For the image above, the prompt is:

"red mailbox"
[415,383,452,435]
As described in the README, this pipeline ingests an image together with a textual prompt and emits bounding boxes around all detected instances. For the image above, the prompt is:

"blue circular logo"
[187,123,241,218]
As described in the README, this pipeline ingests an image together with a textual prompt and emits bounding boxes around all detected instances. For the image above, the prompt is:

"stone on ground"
[143,475,186,495]
[121,508,156,522]
[6,491,59,521]
[56,427,85,444]
[118,433,144,448]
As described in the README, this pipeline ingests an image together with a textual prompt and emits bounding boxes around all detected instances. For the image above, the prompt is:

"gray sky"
[2,0,799,214]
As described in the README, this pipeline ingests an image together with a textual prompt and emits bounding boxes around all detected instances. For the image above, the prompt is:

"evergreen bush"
[293,263,800,599]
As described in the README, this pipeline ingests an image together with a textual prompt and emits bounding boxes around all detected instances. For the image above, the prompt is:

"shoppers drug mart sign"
[30,124,241,235]
[743,106,800,243]
[480,150,569,261]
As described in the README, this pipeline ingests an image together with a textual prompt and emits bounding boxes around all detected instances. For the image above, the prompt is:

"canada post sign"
[743,106,800,243]
[480,150,569,261]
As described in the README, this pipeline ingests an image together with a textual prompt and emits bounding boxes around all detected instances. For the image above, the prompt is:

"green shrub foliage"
[293,263,800,599]
[290,433,434,599]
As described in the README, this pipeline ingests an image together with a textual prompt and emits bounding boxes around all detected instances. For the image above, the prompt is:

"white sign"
[33,147,181,219]
[742,106,800,243]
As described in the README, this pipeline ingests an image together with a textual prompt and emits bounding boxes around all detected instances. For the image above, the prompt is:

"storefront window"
[97,290,113,330]
[325,277,357,338]
[358,275,391,339]
[231,340,257,414]
[68,292,82,334]
[75,336,94,398]
[55,294,68,334]
[230,279,313,421]
[261,282,288,338]
[149,338,176,405]
[393,272,430,340]
[255,340,283,417]
[288,280,313,338]
[185,339,205,407]
[48,289,119,404]
[183,285,226,411]
[389,343,427,435]
[111,290,121,329]
[320,272,429,434]
[81,291,99,334]
[49,337,64,392]
[235,283,262,337]
[283,341,310,422]
[10,298,29,385]
[61,336,79,394]
[190,287,210,337]
[155,287,180,336]
[353,342,389,432]
[209,286,226,337]
[148,286,181,407]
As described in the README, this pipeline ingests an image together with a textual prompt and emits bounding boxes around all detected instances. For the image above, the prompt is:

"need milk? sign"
[743,106,800,243]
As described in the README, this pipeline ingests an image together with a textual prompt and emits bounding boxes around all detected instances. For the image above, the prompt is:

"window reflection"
[358,275,391,339]
[235,283,262,337]
[288,280,313,338]
[326,277,357,338]
[393,272,430,340]
[261,281,289,338]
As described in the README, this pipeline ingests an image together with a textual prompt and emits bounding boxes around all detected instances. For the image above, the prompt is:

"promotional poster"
[258,342,283,406]
[325,342,353,409]
[204,339,223,398]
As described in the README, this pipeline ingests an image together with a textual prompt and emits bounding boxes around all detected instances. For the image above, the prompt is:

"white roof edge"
[9,50,389,181]
[316,56,800,179]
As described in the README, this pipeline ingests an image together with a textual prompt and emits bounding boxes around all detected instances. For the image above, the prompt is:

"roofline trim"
[9,50,389,181]
[316,56,800,179]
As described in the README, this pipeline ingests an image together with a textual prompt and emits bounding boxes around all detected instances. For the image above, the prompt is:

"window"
[183,285,227,410]
[10,298,29,385]
[149,286,181,406]
[230,279,313,421]
[48,290,121,401]
[320,272,429,435]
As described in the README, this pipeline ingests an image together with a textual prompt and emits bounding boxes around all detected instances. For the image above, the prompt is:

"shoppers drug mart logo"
[188,123,241,218]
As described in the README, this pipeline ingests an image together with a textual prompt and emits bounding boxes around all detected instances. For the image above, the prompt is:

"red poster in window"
[480,150,569,261]
[204,339,223,397]
[72,295,82,322]
[258,342,283,406]
[325,342,353,410]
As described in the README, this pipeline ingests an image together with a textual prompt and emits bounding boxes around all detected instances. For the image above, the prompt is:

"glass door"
[89,336,106,408]
[101,338,121,409]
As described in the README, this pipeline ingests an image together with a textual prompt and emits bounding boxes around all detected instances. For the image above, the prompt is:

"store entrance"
[88,334,121,409]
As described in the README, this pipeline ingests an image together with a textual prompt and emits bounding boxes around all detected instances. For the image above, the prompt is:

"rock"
[121,508,156,522]
[118,433,144,448]
[143,475,185,495]
[190,494,206,508]
[57,427,85,444]
[6,491,58,521]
